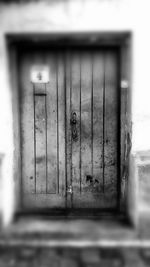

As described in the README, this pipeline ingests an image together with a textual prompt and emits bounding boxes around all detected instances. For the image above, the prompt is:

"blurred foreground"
[0,247,150,267]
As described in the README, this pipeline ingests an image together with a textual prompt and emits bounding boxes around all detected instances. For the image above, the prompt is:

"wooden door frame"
[7,32,132,218]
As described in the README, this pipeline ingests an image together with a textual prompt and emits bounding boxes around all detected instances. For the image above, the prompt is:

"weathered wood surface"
[35,94,47,193]
[93,52,104,192]
[80,52,92,193]
[72,51,118,208]
[21,50,66,208]
[104,51,118,201]
[46,53,57,194]
[23,194,66,208]
[21,52,35,194]
[57,53,66,197]
[21,48,119,210]
[66,52,72,208]
[71,52,81,197]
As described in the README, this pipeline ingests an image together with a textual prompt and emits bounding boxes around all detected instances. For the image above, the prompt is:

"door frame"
[7,32,132,218]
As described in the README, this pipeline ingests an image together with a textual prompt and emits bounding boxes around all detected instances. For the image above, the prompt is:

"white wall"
[0,0,150,224]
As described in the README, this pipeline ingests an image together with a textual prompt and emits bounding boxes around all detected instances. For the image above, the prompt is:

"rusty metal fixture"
[71,112,78,141]
[67,185,73,194]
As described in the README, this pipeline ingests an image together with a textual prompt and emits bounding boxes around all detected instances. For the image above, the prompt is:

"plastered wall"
[0,0,150,225]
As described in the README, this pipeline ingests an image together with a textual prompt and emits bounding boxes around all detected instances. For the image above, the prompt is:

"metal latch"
[71,112,78,142]
[67,185,73,194]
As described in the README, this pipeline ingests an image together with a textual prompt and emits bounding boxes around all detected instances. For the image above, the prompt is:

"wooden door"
[68,49,119,209]
[20,49,66,209]
[20,47,119,211]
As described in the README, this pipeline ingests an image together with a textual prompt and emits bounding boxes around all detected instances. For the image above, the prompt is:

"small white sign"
[31,66,49,83]
[121,80,129,89]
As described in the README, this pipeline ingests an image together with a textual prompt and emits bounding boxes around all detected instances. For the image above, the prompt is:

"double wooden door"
[20,47,119,211]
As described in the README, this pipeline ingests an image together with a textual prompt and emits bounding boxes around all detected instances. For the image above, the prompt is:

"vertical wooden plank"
[33,53,47,194]
[58,52,66,196]
[35,94,47,193]
[71,52,81,195]
[93,52,104,192]
[104,50,118,200]
[21,52,35,194]
[56,55,59,194]
[81,52,92,192]
[46,53,58,194]
[66,51,72,207]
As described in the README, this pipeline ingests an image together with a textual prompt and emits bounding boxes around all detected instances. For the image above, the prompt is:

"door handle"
[71,112,77,124]
[71,112,78,141]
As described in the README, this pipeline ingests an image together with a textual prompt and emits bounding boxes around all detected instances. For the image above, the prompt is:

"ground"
[0,218,150,266]
[1,247,150,267]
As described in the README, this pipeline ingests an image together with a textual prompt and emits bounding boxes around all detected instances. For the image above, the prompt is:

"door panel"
[20,48,119,211]
[21,51,66,208]
[104,51,118,203]
[71,53,81,196]
[34,94,47,193]
[80,52,92,193]
[21,52,35,195]
[57,53,66,196]
[93,52,104,192]
[46,54,58,194]
[66,52,72,208]
[71,50,118,208]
